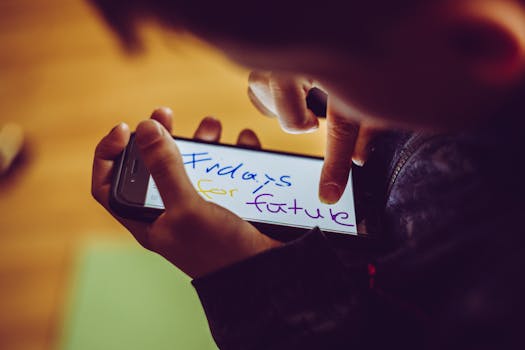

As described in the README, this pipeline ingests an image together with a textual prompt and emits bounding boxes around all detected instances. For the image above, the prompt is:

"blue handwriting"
[182,152,292,193]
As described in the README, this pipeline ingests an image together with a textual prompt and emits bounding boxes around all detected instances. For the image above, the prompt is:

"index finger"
[319,104,359,204]
[92,122,131,203]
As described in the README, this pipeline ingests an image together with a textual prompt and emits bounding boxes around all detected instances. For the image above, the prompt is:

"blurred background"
[0,0,327,349]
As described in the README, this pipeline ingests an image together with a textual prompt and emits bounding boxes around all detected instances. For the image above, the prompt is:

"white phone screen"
[144,139,357,235]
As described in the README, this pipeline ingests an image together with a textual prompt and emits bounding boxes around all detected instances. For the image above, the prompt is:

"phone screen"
[144,139,357,235]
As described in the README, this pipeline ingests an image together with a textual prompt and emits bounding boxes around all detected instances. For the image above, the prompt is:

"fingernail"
[320,183,342,204]
[352,158,365,167]
[135,120,163,147]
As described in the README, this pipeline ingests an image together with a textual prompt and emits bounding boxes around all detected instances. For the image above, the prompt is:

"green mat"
[60,239,218,350]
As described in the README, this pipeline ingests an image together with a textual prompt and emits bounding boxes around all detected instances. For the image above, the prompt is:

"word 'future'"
[246,193,354,228]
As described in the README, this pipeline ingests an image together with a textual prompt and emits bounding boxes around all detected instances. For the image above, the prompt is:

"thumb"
[135,120,194,209]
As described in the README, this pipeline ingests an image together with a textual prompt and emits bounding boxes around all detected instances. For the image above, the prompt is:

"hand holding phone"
[112,132,359,236]
[92,109,281,278]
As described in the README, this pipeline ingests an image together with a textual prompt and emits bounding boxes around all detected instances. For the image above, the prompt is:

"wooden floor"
[0,1,326,349]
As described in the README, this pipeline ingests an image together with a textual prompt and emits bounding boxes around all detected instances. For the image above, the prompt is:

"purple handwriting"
[245,193,354,228]
[181,152,292,194]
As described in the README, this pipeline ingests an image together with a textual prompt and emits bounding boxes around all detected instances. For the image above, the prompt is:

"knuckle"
[327,121,359,141]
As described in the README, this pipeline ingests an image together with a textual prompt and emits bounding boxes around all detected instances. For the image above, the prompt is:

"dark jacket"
[192,102,525,349]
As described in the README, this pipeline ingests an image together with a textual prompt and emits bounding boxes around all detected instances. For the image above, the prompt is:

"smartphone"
[110,134,365,240]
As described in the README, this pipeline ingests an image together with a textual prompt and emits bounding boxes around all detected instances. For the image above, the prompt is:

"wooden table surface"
[0,1,326,349]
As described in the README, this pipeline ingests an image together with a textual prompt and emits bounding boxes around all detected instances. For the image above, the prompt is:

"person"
[90,0,525,348]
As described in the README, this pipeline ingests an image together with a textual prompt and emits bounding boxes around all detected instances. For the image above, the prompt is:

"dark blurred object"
[0,123,25,177]
[306,87,327,118]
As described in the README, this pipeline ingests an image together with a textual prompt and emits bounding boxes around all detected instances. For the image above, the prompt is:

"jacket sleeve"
[191,228,394,350]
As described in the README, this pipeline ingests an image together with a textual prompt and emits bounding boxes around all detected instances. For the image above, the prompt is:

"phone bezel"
[110,134,369,242]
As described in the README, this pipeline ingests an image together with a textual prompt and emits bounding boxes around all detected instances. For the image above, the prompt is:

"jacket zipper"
[385,132,435,199]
